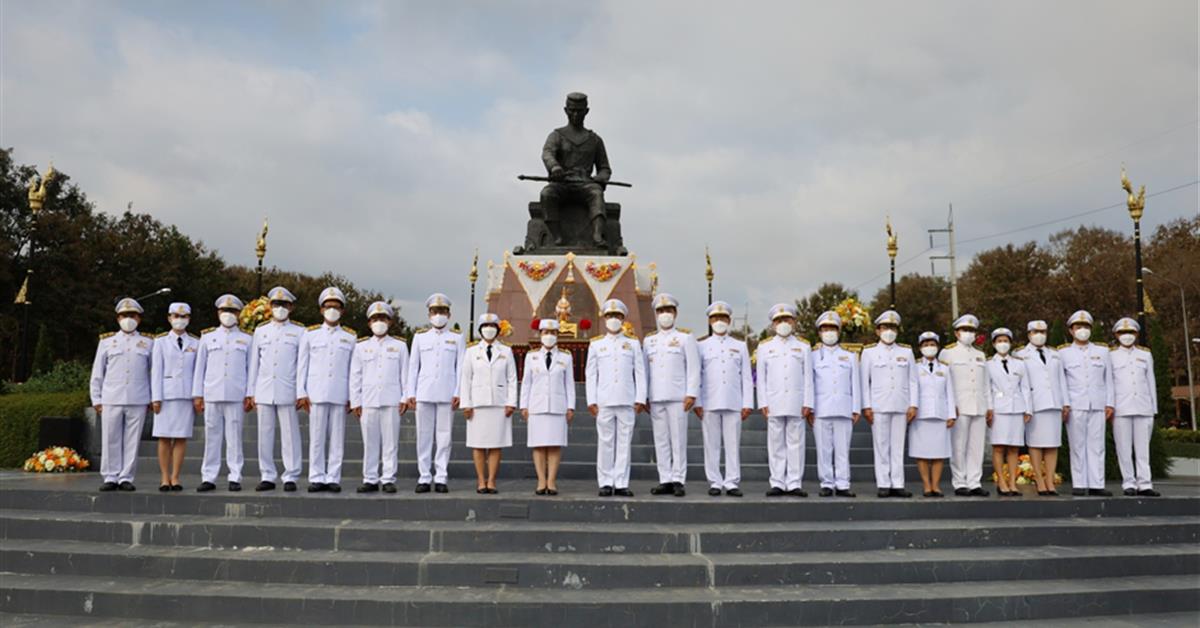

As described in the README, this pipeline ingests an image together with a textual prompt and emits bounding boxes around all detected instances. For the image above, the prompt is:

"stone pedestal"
[516,202,627,256]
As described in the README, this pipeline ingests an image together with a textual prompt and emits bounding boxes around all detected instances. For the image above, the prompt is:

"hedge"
[1057,423,1172,482]
[1165,441,1200,459]
[0,390,90,467]
[1161,428,1200,444]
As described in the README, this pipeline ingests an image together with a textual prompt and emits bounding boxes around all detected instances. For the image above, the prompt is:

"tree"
[1148,317,1175,426]
[957,242,1058,333]
[795,283,856,341]
[868,274,951,347]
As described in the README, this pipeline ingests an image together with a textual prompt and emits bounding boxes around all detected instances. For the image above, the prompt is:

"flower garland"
[238,296,272,332]
[498,320,513,338]
[833,297,871,333]
[992,453,1063,486]
[518,260,556,281]
[24,447,90,473]
[585,261,621,282]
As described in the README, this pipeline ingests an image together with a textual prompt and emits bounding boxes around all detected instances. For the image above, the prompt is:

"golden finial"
[503,249,512,268]
[649,262,659,293]
[629,253,637,271]
[468,248,479,283]
[705,246,714,283]
[886,215,898,260]
[255,218,269,261]
[1121,164,1146,221]
[13,272,30,305]
[27,163,57,215]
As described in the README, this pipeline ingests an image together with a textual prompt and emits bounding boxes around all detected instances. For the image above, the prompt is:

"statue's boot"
[592,217,607,248]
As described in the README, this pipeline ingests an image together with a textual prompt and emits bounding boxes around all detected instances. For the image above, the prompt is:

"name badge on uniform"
[668,338,680,347]
[445,340,456,346]
[974,357,984,363]
[838,355,849,362]
[622,342,632,350]
[386,347,398,353]
[896,357,907,363]
[935,371,944,377]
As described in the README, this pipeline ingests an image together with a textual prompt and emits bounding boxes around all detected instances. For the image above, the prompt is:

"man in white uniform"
[756,303,813,497]
[586,298,647,497]
[297,286,356,493]
[90,297,152,492]
[247,286,305,492]
[939,314,993,497]
[811,310,861,497]
[642,293,699,497]
[350,301,409,494]
[406,293,466,493]
[696,301,753,497]
[1109,317,1159,497]
[193,294,252,492]
[1059,309,1115,496]
[860,310,918,498]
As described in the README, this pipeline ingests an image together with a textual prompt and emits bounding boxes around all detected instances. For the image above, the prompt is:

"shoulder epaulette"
[644,330,658,338]
[498,339,512,347]
[289,320,304,327]
[415,326,431,334]
[341,326,356,336]
[697,335,711,342]
[590,335,605,343]
[1137,345,1150,352]
[99,331,115,340]
[898,343,911,349]
[1057,343,1071,350]
[846,345,863,354]
[201,327,217,335]
[357,336,369,343]
[678,327,692,334]
[187,332,200,340]
[759,336,776,344]
[1109,344,1119,351]
[155,332,168,338]
[943,342,958,350]
[466,340,479,348]
[390,334,405,342]
[558,347,571,354]
[1014,343,1026,352]
[862,342,878,350]
[1009,354,1024,360]
[797,336,811,346]
[306,324,322,331]
[623,330,638,339]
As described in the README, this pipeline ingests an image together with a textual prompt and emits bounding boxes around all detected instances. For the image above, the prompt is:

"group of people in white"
[89,285,1160,499]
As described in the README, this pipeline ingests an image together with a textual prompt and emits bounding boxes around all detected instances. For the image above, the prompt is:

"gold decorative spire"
[27,163,57,215]
[255,218,269,261]
[886,215,898,260]
[1121,164,1146,221]
[468,248,479,283]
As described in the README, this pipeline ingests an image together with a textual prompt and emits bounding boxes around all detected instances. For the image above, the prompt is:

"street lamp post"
[468,249,478,343]
[705,246,714,306]
[15,164,56,381]
[1122,167,1148,344]
[1143,267,1196,430]
[886,217,898,309]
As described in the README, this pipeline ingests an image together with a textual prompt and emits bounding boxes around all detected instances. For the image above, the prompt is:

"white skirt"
[990,412,1026,447]
[908,418,951,459]
[152,399,195,438]
[527,412,568,448]
[466,406,512,449]
[1026,409,1063,448]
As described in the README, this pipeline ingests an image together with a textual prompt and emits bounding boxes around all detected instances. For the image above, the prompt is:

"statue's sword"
[518,174,632,188]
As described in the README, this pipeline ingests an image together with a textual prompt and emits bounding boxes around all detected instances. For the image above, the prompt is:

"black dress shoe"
[308,483,326,493]
[789,488,808,498]
[1071,488,1087,496]
[228,481,242,492]
[819,488,834,497]
[1037,490,1050,496]
[357,483,379,493]
[766,487,786,497]
[283,481,297,492]
[535,488,548,495]
[197,481,216,492]
[256,481,276,492]
[1046,489,1058,496]
[930,490,944,498]
[381,483,395,494]
[969,487,990,497]
[434,483,448,493]
[1137,489,1161,497]
[877,488,891,498]
[614,488,634,497]
[708,487,722,496]
[954,488,971,496]
[1123,488,1137,496]
[650,483,673,495]
[99,482,118,492]
[546,488,559,496]
[673,483,686,497]
[891,488,913,498]
[159,484,171,492]
[599,486,614,497]
[923,490,936,497]
[171,484,183,492]
[327,483,342,493]
[415,483,431,494]
[835,489,856,498]
[118,481,136,492]
[726,488,743,497]
[1088,489,1112,497]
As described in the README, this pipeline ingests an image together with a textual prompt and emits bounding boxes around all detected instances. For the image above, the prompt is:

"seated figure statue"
[540,92,611,249]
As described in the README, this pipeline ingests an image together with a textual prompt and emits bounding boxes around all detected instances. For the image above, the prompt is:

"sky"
[3,0,1197,331]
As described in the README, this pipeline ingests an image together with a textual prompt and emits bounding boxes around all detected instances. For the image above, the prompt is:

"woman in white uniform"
[150,303,199,492]
[985,328,1033,497]
[910,332,956,497]
[520,319,575,495]
[1014,320,1068,496]
[459,313,517,494]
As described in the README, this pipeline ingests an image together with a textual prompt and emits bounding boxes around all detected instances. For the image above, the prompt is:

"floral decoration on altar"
[518,260,556,281]
[833,297,871,334]
[239,297,272,332]
[498,320,513,338]
[992,454,1063,486]
[24,447,90,473]
[585,261,621,282]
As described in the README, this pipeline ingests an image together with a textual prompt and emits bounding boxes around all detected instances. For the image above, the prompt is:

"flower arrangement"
[518,260,556,281]
[239,296,272,332]
[24,447,90,473]
[578,319,592,331]
[833,297,871,333]
[498,320,513,338]
[585,261,621,282]
[530,319,542,331]
[991,454,1063,486]
[621,321,635,336]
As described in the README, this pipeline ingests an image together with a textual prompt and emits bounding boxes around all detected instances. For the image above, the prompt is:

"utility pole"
[928,204,959,320]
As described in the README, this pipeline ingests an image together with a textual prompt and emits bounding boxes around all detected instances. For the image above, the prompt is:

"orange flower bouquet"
[24,447,90,473]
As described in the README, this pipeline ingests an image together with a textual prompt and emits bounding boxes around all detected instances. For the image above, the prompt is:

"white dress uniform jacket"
[938,343,992,416]
[520,348,576,415]
[915,357,956,420]
[350,335,410,485]
[860,342,918,413]
[247,320,305,405]
[697,334,754,412]
[297,324,356,404]
[459,340,519,409]
[811,344,861,418]
[406,328,466,403]
[1014,344,1068,411]
[1058,342,1115,411]
[151,331,199,403]
[1110,344,1157,491]
[755,335,814,416]
[986,355,1033,415]
[193,326,252,401]
[586,332,648,407]
[90,330,153,484]
[643,328,700,402]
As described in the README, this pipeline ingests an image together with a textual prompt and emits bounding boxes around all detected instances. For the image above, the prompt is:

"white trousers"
[200,401,244,483]
[814,416,852,490]
[416,401,453,484]
[361,406,400,485]
[257,403,302,483]
[308,403,346,484]
[872,412,907,489]
[596,405,636,488]
[1113,415,1153,490]
[100,404,146,484]
[1068,409,1107,489]
[950,413,987,490]
[767,415,806,490]
[702,410,741,489]
[650,401,688,484]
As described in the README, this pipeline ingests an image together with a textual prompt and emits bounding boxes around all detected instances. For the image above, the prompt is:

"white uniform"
[1014,343,1068,447]
[1111,345,1157,491]
[1059,342,1114,490]
[910,357,956,459]
[939,342,992,490]
[406,327,466,484]
[521,347,575,447]
[860,342,917,490]
[350,335,409,485]
[90,331,153,484]
[756,335,814,491]
[297,323,356,485]
[585,332,647,489]
[247,319,305,484]
[986,355,1033,446]
[459,340,518,449]
[150,331,199,438]
[812,344,861,491]
[697,334,753,490]
[643,327,700,485]
[193,325,251,484]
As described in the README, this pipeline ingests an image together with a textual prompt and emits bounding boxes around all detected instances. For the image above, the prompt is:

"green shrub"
[3,361,90,395]
[1161,428,1200,443]
[0,390,90,467]
[1058,424,1172,481]
[1165,441,1200,459]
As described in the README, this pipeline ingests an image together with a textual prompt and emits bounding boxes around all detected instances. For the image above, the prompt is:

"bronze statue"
[540,92,611,247]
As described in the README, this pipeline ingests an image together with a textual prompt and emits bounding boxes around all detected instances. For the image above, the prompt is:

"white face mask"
[1117,333,1136,347]
[994,341,1011,355]
[1073,327,1091,342]
[370,321,389,336]
[774,322,793,337]
[271,306,289,322]
[656,312,675,329]
[430,314,449,329]
[541,334,558,348]
[170,318,189,331]
[879,329,897,344]
[323,308,342,324]
[711,321,730,335]
[820,330,839,346]
[480,326,498,341]
[957,330,975,345]
[219,312,238,328]
[605,317,624,333]
[1028,332,1047,347]
[118,317,138,333]
[920,345,939,358]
